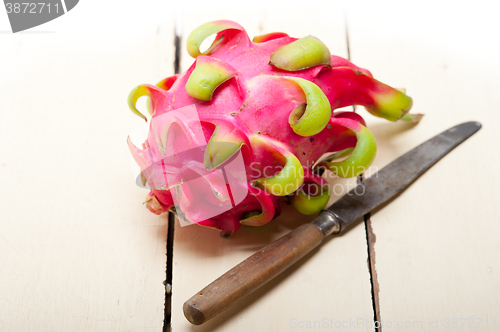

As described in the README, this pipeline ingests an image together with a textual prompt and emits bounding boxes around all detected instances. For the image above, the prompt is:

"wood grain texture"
[171,8,375,332]
[4,2,497,331]
[0,2,176,331]
[184,223,324,325]
[347,2,500,330]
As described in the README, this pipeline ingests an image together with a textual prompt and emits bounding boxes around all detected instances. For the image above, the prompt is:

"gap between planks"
[364,211,381,332]
[357,166,381,332]
[163,13,182,332]
[347,18,382,331]
[162,16,382,331]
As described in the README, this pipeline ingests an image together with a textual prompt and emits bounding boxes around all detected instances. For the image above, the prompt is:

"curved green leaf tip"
[185,56,237,101]
[319,119,377,178]
[128,85,151,121]
[286,77,332,136]
[290,183,330,215]
[186,20,244,58]
[253,138,305,196]
[270,35,332,71]
[369,88,413,122]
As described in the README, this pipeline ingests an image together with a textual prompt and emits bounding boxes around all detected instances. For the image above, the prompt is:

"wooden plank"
[171,9,375,331]
[0,2,175,331]
[347,2,500,330]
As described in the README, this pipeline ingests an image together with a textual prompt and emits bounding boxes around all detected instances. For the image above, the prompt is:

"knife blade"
[183,121,482,325]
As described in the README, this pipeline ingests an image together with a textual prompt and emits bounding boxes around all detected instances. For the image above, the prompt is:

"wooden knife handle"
[183,223,324,325]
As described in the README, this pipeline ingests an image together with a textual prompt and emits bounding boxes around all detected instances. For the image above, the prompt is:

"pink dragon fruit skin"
[127,20,414,236]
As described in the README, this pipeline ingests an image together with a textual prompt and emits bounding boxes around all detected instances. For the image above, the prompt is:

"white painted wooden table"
[1,1,499,331]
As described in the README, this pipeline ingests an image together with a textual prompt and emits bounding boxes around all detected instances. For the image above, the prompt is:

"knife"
[183,121,482,325]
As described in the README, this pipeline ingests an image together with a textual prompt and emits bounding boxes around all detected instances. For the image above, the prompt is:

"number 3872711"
[5,3,60,14]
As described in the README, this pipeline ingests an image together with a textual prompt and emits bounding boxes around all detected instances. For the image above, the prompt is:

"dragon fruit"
[127,20,415,236]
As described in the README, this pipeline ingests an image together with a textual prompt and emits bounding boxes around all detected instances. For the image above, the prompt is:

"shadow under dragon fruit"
[127,20,415,236]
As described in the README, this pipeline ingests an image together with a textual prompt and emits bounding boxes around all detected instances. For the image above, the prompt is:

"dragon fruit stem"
[316,67,413,121]
[127,20,418,235]
[401,113,424,123]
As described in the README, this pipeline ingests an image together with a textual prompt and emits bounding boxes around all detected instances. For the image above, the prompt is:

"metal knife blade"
[313,121,482,236]
[183,121,482,325]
